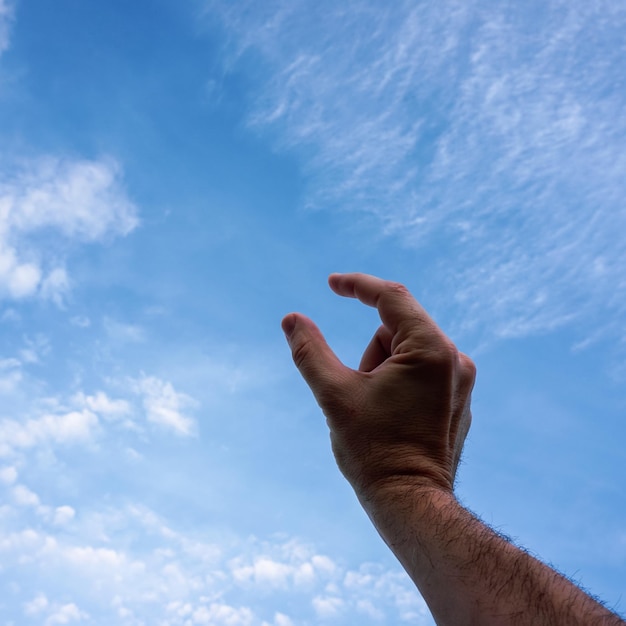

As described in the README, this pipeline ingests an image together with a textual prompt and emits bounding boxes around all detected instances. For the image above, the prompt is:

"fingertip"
[282,312,321,340]
[328,272,354,296]
[281,312,350,400]
[328,273,342,290]
[281,312,298,338]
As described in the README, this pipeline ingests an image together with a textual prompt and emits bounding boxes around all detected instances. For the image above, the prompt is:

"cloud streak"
[205,0,626,347]
[0,0,12,58]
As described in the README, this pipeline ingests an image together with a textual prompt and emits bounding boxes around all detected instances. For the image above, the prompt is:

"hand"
[283,275,626,626]
[282,273,475,499]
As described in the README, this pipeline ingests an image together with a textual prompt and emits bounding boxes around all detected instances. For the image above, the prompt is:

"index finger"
[328,272,439,336]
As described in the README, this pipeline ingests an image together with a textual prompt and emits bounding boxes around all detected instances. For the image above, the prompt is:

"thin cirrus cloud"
[205,0,626,345]
[0,0,12,58]
[0,156,138,303]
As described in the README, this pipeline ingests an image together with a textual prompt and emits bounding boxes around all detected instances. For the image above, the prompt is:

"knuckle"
[459,353,477,389]
[378,281,412,310]
[426,339,459,375]
[387,281,410,298]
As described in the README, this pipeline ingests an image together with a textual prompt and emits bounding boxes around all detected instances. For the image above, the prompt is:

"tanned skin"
[282,272,624,626]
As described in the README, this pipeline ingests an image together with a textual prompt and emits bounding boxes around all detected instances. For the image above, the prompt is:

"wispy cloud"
[0,356,21,393]
[0,0,13,58]
[0,156,138,303]
[205,0,626,346]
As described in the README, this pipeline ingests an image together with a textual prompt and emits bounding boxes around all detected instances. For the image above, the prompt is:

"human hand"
[282,273,475,500]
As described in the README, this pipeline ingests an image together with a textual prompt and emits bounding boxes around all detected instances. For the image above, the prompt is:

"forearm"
[359,483,624,626]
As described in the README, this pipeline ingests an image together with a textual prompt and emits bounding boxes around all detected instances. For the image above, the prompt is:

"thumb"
[281,313,353,408]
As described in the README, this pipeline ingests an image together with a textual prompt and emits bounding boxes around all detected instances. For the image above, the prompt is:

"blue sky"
[0,0,624,624]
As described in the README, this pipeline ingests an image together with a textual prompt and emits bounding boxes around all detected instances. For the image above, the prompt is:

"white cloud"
[73,391,131,421]
[45,602,88,625]
[50,544,130,571]
[24,595,88,626]
[343,563,430,622]
[0,0,13,58]
[206,0,626,348]
[162,601,258,626]
[0,156,138,303]
[125,447,142,462]
[0,409,98,457]
[19,334,50,364]
[232,557,293,588]
[131,375,196,436]
[39,267,70,306]
[0,353,426,625]
[12,483,40,507]
[0,377,188,459]
[69,315,90,328]
[311,554,336,577]
[0,247,41,299]
[204,0,470,217]
[189,603,254,626]
[0,464,17,483]
[2,157,138,240]
[356,599,384,620]
[0,356,21,393]
[24,593,49,615]
[0,498,432,625]
[262,613,293,626]
[53,505,76,526]
[1,307,20,322]
[0,527,44,553]
[103,317,146,343]
[312,595,344,619]
[229,539,340,593]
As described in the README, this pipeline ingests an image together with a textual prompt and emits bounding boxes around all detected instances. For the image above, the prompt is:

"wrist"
[354,474,456,517]
[332,436,457,500]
